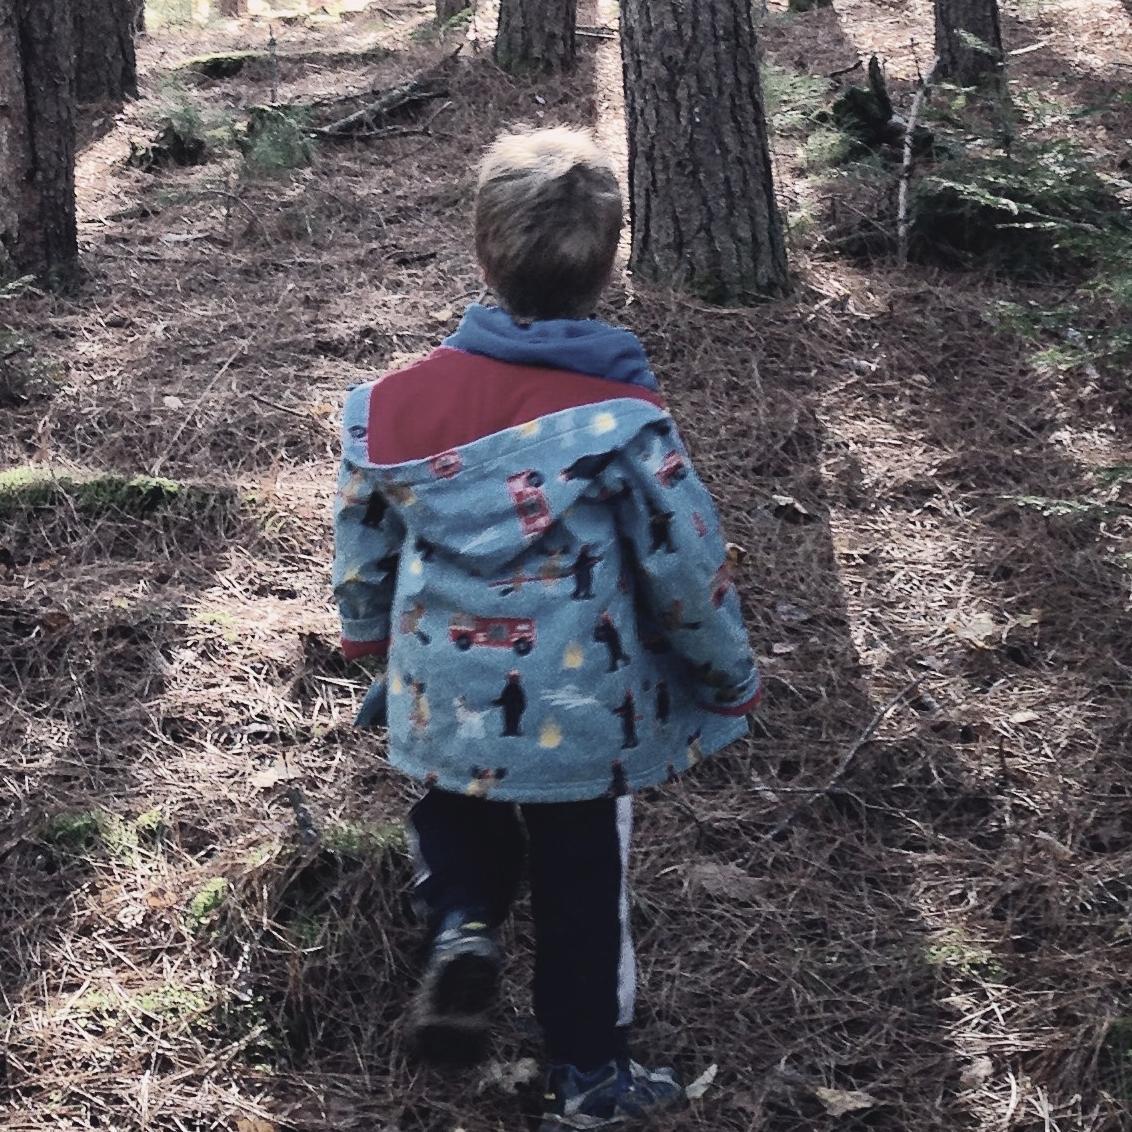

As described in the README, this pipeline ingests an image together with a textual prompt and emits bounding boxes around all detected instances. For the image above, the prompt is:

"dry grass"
[2,0,1132,1129]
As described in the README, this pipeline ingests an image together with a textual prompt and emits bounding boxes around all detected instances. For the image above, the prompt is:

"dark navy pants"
[408,789,635,1069]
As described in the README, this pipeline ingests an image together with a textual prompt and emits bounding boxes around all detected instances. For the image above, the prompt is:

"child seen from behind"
[333,127,761,1130]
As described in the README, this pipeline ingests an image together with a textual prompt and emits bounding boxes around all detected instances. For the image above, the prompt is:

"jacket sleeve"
[331,455,405,661]
[611,423,760,715]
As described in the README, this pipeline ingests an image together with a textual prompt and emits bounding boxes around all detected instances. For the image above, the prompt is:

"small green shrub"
[321,820,406,860]
[240,107,314,175]
[911,141,1130,273]
[130,87,235,170]
[41,812,104,855]
[186,877,230,932]
[762,62,831,137]
[801,126,853,170]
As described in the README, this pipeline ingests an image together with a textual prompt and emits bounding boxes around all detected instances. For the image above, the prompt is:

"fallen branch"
[576,25,617,39]
[312,48,460,138]
[897,56,939,268]
[767,675,927,839]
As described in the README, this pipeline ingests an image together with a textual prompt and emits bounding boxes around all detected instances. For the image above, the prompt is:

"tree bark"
[436,0,467,20]
[934,0,1004,87]
[218,0,245,15]
[494,0,576,73]
[619,0,788,302]
[0,0,78,284]
[74,0,137,102]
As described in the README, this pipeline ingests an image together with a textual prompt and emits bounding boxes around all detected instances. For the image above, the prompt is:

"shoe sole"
[538,1087,685,1131]
[411,946,501,1066]
[432,949,500,1015]
[413,1012,491,1066]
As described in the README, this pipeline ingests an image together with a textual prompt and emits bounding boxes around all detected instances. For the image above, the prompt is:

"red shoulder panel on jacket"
[366,347,666,465]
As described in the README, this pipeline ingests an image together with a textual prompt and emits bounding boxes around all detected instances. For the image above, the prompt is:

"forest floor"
[3,0,1132,1130]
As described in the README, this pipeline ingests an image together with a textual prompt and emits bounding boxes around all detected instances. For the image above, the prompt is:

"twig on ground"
[897,56,939,268]
[768,675,927,839]
[190,189,273,243]
[313,48,460,137]
[151,346,244,477]
[287,786,319,844]
[828,59,863,78]
[246,390,314,419]
[268,24,279,105]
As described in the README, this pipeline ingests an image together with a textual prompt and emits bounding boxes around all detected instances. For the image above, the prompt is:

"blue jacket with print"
[332,305,760,802]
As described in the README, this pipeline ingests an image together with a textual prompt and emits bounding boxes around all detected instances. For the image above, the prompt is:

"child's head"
[475,127,622,321]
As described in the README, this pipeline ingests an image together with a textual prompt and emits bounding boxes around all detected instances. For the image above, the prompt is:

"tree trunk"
[0,0,78,284]
[74,0,137,103]
[494,0,576,73]
[218,0,245,15]
[436,0,467,20]
[619,0,788,302]
[135,0,145,34]
[934,0,1004,87]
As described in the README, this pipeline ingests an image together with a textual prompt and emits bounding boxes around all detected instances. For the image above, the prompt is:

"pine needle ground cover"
[2,1,1130,1129]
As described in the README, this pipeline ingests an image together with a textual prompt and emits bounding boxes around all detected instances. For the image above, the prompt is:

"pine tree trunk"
[436,0,467,20]
[619,0,788,302]
[0,0,78,284]
[934,0,1003,87]
[494,0,576,73]
[74,0,138,103]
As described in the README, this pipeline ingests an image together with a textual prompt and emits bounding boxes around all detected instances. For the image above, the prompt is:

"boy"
[333,127,760,1130]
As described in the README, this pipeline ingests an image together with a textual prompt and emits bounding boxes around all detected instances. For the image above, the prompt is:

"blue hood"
[444,304,659,391]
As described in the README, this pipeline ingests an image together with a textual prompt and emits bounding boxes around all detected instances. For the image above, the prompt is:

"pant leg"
[524,795,635,1070]
[408,788,525,935]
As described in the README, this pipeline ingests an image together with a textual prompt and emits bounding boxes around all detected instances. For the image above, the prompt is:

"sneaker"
[410,913,502,1065]
[538,1058,683,1130]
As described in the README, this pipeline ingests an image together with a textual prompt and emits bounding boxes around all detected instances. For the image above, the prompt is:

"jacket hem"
[387,716,749,803]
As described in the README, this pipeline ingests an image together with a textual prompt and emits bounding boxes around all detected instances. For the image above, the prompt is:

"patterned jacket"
[333,306,760,802]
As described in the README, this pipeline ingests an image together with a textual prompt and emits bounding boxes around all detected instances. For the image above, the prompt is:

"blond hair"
[475,127,622,320]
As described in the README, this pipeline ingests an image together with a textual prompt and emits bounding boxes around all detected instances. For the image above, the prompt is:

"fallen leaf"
[249,764,300,790]
[235,1119,275,1132]
[947,611,999,648]
[725,541,749,567]
[145,888,178,909]
[685,1063,718,1100]
[1009,709,1040,724]
[430,305,455,323]
[163,394,184,409]
[475,1057,540,1095]
[1013,609,1042,628]
[959,1056,993,1089]
[40,611,73,634]
[770,494,817,524]
[774,599,812,625]
[686,862,765,902]
[814,1086,879,1117]
[771,641,797,656]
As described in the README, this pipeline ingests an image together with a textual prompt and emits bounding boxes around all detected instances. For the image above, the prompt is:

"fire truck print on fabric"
[332,360,760,804]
